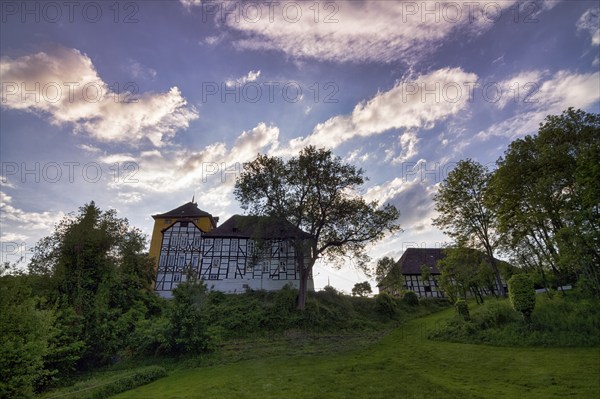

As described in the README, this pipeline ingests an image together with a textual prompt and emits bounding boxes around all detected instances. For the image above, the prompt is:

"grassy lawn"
[112,307,600,399]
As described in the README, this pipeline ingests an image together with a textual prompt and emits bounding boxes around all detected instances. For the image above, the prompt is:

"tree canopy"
[432,159,506,297]
[488,108,600,296]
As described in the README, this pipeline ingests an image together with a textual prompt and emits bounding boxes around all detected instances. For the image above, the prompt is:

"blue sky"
[1,0,599,292]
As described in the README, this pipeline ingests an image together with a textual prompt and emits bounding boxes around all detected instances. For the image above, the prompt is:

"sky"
[1,0,599,293]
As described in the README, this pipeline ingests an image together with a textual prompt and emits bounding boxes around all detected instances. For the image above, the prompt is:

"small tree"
[352,281,372,297]
[508,274,536,322]
[374,257,403,296]
[169,269,215,354]
[433,160,506,297]
[402,290,419,306]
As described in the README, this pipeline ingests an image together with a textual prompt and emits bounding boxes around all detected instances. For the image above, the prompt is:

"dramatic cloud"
[364,176,438,232]
[478,70,600,139]
[285,67,478,152]
[0,47,198,146]
[100,122,280,193]
[205,0,519,63]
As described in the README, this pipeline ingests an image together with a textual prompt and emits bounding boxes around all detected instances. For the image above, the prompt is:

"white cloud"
[125,59,157,80]
[0,190,65,232]
[391,131,420,164]
[577,7,600,46]
[494,70,546,110]
[478,70,600,139]
[116,192,143,204]
[363,177,438,231]
[283,67,478,152]
[0,232,29,242]
[225,70,261,87]
[216,0,518,63]
[0,47,198,147]
[180,0,202,10]
[100,122,280,193]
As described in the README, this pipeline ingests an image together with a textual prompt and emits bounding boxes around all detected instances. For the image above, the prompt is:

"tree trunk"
[488,254,507,298]
[297,266,308,310]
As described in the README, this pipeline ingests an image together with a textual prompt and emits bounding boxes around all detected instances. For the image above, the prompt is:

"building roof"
[396,248,445,275]
[153,202,212,219]
[206,215,313,239]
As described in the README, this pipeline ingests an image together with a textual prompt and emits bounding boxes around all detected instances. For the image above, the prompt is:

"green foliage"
[455,299,470,321]
[402,290,419,306]
[374,257,403,296]
[432,159,506,297]
[234,146,401,309]
[489,108,600,297]
[429,294,600,347]
[0,277,55,398]
[170,277,216,354]
[375,292,398,318]
[508,274,536,322]
[351,281,372,297]
[27,202,159,369]
[113,305,599,399]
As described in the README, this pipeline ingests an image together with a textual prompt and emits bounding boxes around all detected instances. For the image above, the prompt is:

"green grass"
[111,307,600,399]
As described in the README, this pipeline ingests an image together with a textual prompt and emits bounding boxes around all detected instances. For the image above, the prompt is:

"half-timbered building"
[151,202,314,298]
[378,248,508,298]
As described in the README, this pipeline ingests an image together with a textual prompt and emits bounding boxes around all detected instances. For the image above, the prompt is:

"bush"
[402,290,419,306]
[455,299,470,321]
[429,294,600,347]
[508,275,536,322]
[375,292,398,318]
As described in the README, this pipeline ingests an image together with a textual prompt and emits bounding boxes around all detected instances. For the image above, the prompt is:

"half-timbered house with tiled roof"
[151,202,314,298]
[378,247,508,298]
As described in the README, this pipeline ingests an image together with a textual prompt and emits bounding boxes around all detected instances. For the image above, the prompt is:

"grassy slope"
[112,307,600,399]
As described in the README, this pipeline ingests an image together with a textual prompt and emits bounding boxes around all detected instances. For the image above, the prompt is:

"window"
[279,261,287,273]
[214,239,222,252]
[180,221,188,227]
[212,259,220,268]
[173,274,181,282]
[262,262,270,273]
[424,286,431,293]
[247,240,255,255]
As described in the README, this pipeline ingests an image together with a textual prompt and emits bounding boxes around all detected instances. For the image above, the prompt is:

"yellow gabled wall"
[149,216,215,273]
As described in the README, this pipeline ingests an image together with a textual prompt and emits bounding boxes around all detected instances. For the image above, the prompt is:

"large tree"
[28,202,156,366]
[488,108,600,296]
[432,159,506,297]
[234,146,401,309]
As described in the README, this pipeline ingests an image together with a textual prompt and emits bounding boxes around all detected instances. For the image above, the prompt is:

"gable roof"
[153,202,213,219]
[206,215,313,239]
[397,248,445,275]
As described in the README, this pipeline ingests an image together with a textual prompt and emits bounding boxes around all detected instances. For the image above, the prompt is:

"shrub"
[455,299,470,321]
[375,292,398,318]
[508,275,536,322]
[402,290,419,306]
